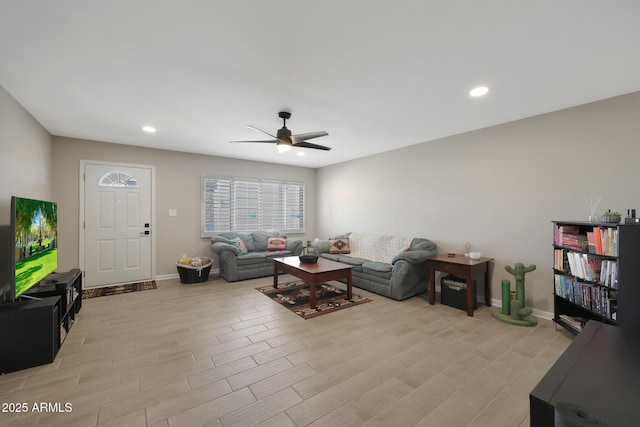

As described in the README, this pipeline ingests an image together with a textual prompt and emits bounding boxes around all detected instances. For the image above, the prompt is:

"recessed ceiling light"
[297,151,305,157]
[470,86,489,97]
[142,126,156,133]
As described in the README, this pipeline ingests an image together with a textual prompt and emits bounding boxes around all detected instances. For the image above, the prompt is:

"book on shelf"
[60,325,67,343]
[558,314,586,332]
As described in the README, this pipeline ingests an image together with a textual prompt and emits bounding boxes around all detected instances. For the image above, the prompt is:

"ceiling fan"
[230,111,331,152]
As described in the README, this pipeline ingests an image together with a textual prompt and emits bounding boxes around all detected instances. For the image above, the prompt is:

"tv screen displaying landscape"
[13,197,58,297]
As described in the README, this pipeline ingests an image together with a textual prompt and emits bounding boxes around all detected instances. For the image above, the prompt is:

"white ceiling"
[1,1,639,168]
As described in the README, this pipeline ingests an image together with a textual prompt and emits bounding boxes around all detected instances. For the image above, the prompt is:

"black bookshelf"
[0,269,82,373]
[26,268,82,343]
[552,221,640,336]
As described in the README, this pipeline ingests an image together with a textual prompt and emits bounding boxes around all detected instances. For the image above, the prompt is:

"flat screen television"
[10,196,58,301]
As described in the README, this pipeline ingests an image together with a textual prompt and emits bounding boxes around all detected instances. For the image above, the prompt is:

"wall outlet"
[169,209,177,217]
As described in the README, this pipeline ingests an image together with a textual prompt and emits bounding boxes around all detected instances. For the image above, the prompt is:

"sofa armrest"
[392,249,433,264]
[210,241,240,255]
[285,238,303,254]
[392,239,436,264]
[314,239,331,255]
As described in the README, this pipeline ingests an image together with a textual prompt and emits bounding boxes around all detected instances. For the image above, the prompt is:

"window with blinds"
[201,176,305,236]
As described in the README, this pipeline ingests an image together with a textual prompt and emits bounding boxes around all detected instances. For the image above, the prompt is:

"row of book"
[554,224,618,256]
[554,249,618,287]
[554,274,616,319]
[554,225,588,251]
[586,227,618,256]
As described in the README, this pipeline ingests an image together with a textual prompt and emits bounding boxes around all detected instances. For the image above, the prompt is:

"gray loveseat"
[314,232,437,300]
[210,231,303,282]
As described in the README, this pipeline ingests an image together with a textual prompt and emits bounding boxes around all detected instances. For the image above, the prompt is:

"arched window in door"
[98,170,139,188]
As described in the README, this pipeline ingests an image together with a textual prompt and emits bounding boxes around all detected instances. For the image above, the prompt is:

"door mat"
[82,280,157,299]
[256,280,372,320]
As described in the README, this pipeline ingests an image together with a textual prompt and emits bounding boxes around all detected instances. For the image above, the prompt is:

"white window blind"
[202,176,305,236]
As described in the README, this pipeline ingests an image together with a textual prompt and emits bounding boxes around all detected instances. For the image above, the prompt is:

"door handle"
[140,230,150,235]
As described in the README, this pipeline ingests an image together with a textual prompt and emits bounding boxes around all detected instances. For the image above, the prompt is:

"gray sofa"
[210,231,303,282]
[314,232,437,300]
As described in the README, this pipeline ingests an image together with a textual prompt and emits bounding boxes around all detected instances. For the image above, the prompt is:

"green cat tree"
[492,263,538,326]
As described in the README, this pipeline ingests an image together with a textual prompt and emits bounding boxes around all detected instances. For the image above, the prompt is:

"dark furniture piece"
[0,296,60,374]
[0,269,82,374]
[530,321,640,426]
[273,256,352,309]
[428,254,493,316]
[552,221,640,335]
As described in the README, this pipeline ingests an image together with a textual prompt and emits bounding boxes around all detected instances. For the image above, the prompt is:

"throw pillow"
[329,238,350,254]
[228,237,248,255]
[267,236,286,251]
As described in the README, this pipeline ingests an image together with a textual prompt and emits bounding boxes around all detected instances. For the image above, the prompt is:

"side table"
[428,254,493,316]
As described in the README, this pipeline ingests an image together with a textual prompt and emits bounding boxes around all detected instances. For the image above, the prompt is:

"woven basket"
[176,258,213,283]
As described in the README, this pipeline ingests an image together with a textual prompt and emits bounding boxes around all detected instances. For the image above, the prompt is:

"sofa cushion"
[329,238,351,254]
[338,256,369,266]
[319,253,342,262]
[337,255,368,273]
[252,231,280,251]
[228,237,248,255]
[267,236,287,251]
[264,250,291,258]
[362,261,393,279]
[236,252,267,266]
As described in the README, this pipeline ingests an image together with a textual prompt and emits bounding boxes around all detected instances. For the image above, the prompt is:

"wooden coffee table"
[273,256,353,309]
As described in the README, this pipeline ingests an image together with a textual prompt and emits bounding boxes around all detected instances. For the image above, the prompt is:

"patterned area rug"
[256,280,372,320]
[82,280,157,299]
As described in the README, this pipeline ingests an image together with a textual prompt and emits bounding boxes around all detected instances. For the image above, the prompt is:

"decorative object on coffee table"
[299,254,318,264]
[492,263,537,326]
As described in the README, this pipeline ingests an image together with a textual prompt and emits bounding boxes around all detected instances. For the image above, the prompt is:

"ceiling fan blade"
[230,139,277,144]
[291,131,328,142]
[247,125,277,139]
[293,141,332,151]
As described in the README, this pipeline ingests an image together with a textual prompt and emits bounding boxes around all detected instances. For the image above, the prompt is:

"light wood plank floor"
[0,275,572,427]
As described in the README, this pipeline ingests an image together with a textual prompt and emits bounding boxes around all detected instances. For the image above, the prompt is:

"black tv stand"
[19,294,43,301]
[0,269,82,374]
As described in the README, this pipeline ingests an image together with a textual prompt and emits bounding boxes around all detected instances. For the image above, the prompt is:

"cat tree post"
[492,263,538,326]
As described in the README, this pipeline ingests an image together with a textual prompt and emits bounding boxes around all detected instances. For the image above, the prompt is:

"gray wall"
[0,85,53,301]
[317,91,640,315]
[5,79,640,316]
[52,137,317,276]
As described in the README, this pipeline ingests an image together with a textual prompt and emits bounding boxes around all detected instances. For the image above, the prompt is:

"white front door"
[82,162,153,288]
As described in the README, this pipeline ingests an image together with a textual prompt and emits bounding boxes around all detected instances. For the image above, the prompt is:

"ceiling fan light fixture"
[277,141,292,152]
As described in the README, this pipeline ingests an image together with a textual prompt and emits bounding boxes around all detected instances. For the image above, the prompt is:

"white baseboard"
[488,297,553,321]
[155,273,179,281]
[155,268,220,282]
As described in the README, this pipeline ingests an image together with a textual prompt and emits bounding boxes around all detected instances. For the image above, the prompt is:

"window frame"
[201,175,306,237]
